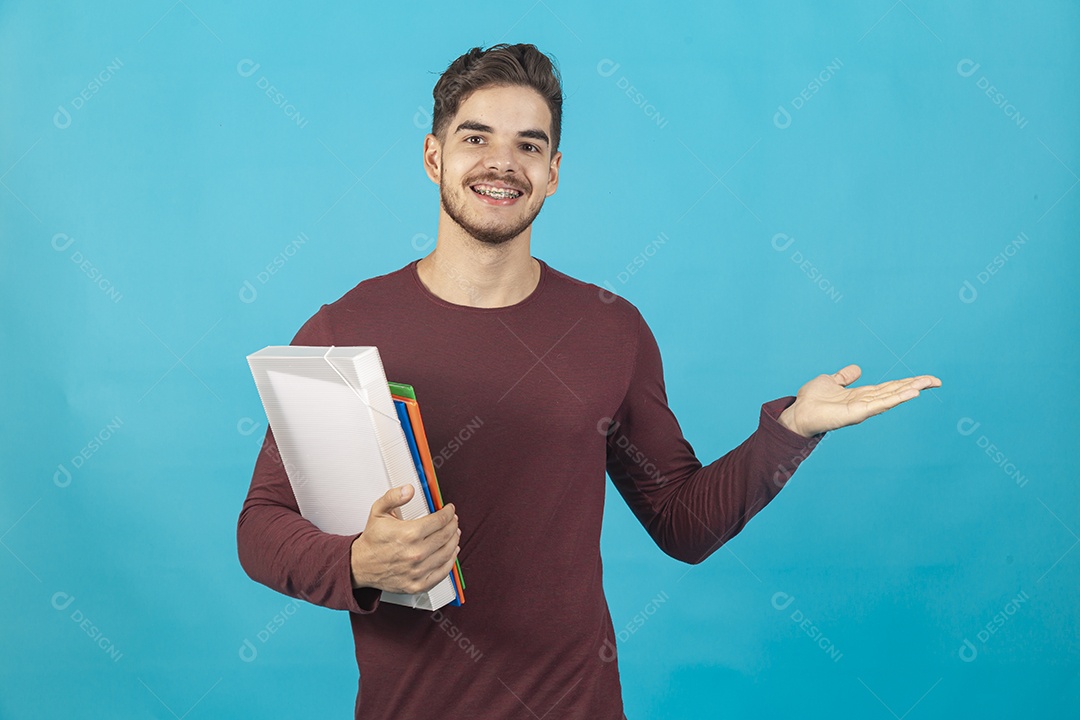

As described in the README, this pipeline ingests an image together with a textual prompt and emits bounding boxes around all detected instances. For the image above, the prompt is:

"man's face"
[424,84,562,246]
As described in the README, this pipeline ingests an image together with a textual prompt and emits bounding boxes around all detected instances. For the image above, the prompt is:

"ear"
[545,150,562,198]
[423,134,442,185]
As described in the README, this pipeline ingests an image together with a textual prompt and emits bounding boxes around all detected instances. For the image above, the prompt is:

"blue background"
[2,1,1077,717]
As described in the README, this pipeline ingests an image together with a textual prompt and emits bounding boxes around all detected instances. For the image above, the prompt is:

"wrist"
[777,402,809,438]
[349,535,370,589]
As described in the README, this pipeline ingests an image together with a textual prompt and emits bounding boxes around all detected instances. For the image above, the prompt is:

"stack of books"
[247,346,465,611]
[389,380,465,607]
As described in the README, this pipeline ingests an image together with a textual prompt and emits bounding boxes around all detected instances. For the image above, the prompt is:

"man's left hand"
[777,364,942,438]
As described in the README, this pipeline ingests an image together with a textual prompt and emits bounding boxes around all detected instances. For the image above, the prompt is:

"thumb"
[371,484,413,517]
[831,364,861,387]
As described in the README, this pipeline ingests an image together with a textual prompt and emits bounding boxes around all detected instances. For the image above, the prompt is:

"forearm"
[237,493,378,612]
[235,305,381,611]
[616,397,824,564]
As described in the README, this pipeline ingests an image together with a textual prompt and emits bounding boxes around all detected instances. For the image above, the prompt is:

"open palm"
[779,364,942,437]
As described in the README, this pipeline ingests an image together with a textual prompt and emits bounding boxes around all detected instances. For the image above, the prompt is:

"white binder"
[246,345,457,611]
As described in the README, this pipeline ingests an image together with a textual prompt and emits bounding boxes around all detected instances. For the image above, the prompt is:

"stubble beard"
[440,170,545,246]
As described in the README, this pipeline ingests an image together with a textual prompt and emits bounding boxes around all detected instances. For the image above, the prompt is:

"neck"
[417,217,540,308]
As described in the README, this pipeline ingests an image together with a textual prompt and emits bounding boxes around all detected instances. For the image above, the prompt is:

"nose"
[482,138,517,174]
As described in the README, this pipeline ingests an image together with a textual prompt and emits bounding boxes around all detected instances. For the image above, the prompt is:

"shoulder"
[539,259,645,333]
[325,261,415,314]
[290,261,415,344]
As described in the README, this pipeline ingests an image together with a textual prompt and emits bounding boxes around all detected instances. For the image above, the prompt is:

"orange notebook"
[389,383,465,604]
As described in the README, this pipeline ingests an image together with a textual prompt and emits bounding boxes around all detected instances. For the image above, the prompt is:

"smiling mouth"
[470,183,524,200]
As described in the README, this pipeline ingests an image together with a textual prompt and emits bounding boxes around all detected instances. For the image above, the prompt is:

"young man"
[237,43,941,719]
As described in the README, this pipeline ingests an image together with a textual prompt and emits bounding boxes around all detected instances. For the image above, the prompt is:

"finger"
[853,378,912,397]
[903,377,939,392]
[831,364,861,387]
[422,515,461,557]
[407,503,458,543]
[409,529,460,586]
[416,546,461,594]
[407,511,458,559]
[892,376,940,394]
[853,375,932,398]
[878,374,942,391]
[370,484,415,518]
[854,383,914,405]
[861,387,920,415]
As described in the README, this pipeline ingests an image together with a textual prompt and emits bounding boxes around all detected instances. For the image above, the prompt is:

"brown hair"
[431,43,564,156]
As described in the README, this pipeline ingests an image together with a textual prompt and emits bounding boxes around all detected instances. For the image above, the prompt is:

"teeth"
[473,184,522,199]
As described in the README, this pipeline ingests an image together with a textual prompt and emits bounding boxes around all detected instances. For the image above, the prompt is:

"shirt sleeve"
[236,305,382,613]
[604,310,826,564]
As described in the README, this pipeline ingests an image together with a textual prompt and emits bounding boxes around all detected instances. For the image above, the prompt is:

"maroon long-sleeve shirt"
[237,258,825,718]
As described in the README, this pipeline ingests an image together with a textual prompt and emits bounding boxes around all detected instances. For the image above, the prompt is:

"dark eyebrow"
[454,120,549,147]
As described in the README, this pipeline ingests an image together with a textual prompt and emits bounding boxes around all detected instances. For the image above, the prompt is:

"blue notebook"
[393,398,461,606]
[393,400,436,511]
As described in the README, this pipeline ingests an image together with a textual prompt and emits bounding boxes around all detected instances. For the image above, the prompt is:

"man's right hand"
[350,484,460,595]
